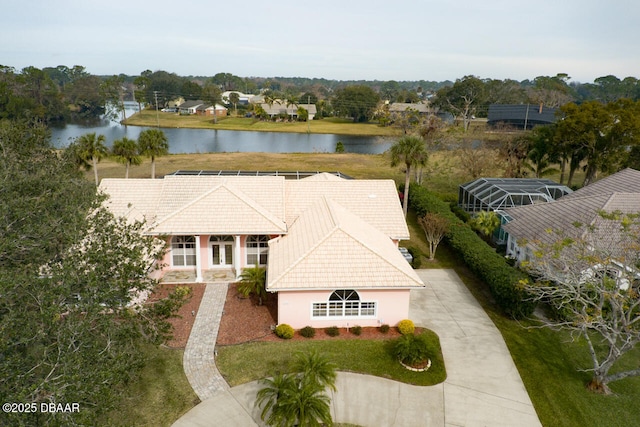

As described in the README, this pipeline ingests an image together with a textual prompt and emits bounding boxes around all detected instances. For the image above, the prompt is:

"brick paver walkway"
[183,283,230,400]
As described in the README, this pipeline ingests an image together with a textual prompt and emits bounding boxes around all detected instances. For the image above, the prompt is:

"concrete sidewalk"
[173,269,541,427]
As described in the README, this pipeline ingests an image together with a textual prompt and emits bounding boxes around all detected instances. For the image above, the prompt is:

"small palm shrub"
[394,333,430,365]
[397,319,415,335]
[350,325,362,336]
[300,326,316,338]
[275,324,294,339]
[379,324,390,333]
[324,326,340,337]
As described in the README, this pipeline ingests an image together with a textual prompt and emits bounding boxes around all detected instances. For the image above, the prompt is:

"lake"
[51,104,394,155]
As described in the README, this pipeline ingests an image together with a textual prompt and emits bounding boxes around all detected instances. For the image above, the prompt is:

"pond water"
[50,104,394,155]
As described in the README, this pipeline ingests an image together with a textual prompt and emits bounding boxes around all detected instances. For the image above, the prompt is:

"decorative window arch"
[246,235,269,266]
[312,290,376,318]
[172,235,196,266]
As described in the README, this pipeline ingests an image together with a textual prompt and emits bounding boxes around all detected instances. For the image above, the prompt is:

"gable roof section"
[152,180,287,234]
[285,178,409,239]
[267,197,423,291]
[99,175,286,235]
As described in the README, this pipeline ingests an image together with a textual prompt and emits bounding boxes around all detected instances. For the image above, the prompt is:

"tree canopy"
[331,85,380,122]
[0,120,187,425]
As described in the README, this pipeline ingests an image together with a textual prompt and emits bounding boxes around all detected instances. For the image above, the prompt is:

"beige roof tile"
[267,197,423,291]
[285,179,409,239]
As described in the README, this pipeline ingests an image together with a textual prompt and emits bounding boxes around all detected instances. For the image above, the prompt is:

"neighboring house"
[487,104,558,129]
[99,172,424,328]
[260,101,317,120]
[196,104,228,117]
[221,91,254,105]
[503,169,640,279]
[178,100,206,115]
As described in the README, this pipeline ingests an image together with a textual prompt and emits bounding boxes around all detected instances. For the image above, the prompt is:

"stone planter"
[399,358,431,372]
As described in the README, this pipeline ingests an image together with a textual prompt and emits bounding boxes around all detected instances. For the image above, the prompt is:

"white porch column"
[234,235,242,279]
[195,235,203,283]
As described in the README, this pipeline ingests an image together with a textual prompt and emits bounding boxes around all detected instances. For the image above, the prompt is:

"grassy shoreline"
[123,109,401,137]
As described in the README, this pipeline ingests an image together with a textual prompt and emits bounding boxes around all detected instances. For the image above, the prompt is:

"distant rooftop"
[165,170,354,180]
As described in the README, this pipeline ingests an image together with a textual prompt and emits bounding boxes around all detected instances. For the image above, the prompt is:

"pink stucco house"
[99,172,424,329]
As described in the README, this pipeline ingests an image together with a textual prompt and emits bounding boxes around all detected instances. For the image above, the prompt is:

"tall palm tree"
[111,137,141,178]
[389,135,428,217]
[137,129,168,179]
[237,265,267,305]
[77,132,108,185]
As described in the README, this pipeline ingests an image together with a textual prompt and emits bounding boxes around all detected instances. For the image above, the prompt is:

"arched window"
[172,236,196,266]
[312,290,376,318]
[246,235,269,266]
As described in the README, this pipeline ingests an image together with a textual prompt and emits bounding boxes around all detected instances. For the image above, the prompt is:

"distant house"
[196,104,228,117]
[178,100,206,115]
[503,168,640,279]
[99,172,423,329]
[260,101,317,120]
[487,104,558,129]
[221,91,254,105]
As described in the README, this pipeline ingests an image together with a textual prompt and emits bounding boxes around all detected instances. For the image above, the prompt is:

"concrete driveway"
[173,269,541,427]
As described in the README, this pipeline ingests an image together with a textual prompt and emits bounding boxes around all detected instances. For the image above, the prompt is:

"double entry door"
[210,235,233,267]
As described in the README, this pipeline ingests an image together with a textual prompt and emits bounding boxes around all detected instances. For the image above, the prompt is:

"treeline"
[2,64,639,126]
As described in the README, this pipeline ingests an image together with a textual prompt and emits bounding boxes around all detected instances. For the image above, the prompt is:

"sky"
[2,0,639,83]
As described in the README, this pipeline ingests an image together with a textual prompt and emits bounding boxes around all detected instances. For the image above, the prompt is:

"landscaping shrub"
[275,324,294,339]
[300,326,316,338]
[324,326,340,337]
[409,184,535,319]
[397,319,415,335]
[350,325,362,336]
[379,324,390,333]
[407,246,422,269]
[393,333,430,365]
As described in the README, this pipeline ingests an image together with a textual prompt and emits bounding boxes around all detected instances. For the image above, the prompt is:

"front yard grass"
[216,330,446,388]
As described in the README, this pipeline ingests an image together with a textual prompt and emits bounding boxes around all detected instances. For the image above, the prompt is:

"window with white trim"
[246,235,269,266]
[312,290,376,318]
[172,236,196,266]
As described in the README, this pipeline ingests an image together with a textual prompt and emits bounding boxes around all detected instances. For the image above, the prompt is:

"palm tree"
[137,129,168,179]
[389,135,428,217]
[77,132,108,185]
[237,265,267,305]
[256,350,336,426]
[292,350,337,392]
[470,210,501,241]
[111,137,141,178]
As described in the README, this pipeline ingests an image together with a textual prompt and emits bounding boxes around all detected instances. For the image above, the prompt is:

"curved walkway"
[173,270,541,427]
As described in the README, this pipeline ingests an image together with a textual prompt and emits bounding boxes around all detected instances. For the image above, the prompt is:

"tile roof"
[285,178,409,239]
[267,197,423,291]
[562,168,640,199]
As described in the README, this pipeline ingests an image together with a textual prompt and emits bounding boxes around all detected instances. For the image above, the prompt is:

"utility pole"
[307,95,311,133]
[154,91,160,128]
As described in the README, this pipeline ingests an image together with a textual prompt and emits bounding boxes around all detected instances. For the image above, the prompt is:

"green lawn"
[216,330,446,388]
[123,110,401,136]
[104,345,199,426]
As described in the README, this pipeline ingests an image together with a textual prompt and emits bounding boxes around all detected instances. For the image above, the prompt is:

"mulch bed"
[158,282,403,348]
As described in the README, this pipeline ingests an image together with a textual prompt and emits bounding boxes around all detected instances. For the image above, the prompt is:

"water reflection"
[50,105,394,155]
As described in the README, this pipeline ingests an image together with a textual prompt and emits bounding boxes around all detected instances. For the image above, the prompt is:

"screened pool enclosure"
[458,178,572,213]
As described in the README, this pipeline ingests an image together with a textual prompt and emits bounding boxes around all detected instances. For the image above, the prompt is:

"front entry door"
[212,243,233,266]
[210,236,234,267]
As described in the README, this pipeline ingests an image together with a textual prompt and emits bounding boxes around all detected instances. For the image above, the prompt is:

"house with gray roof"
[503,169,640,287]
[99,172,423,329]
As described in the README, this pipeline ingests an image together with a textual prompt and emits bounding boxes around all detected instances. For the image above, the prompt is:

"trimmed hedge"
[409,184,534,319]
[275,324,294,339]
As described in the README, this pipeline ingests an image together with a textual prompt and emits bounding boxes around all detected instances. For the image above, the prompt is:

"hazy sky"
[2,0,639,83]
